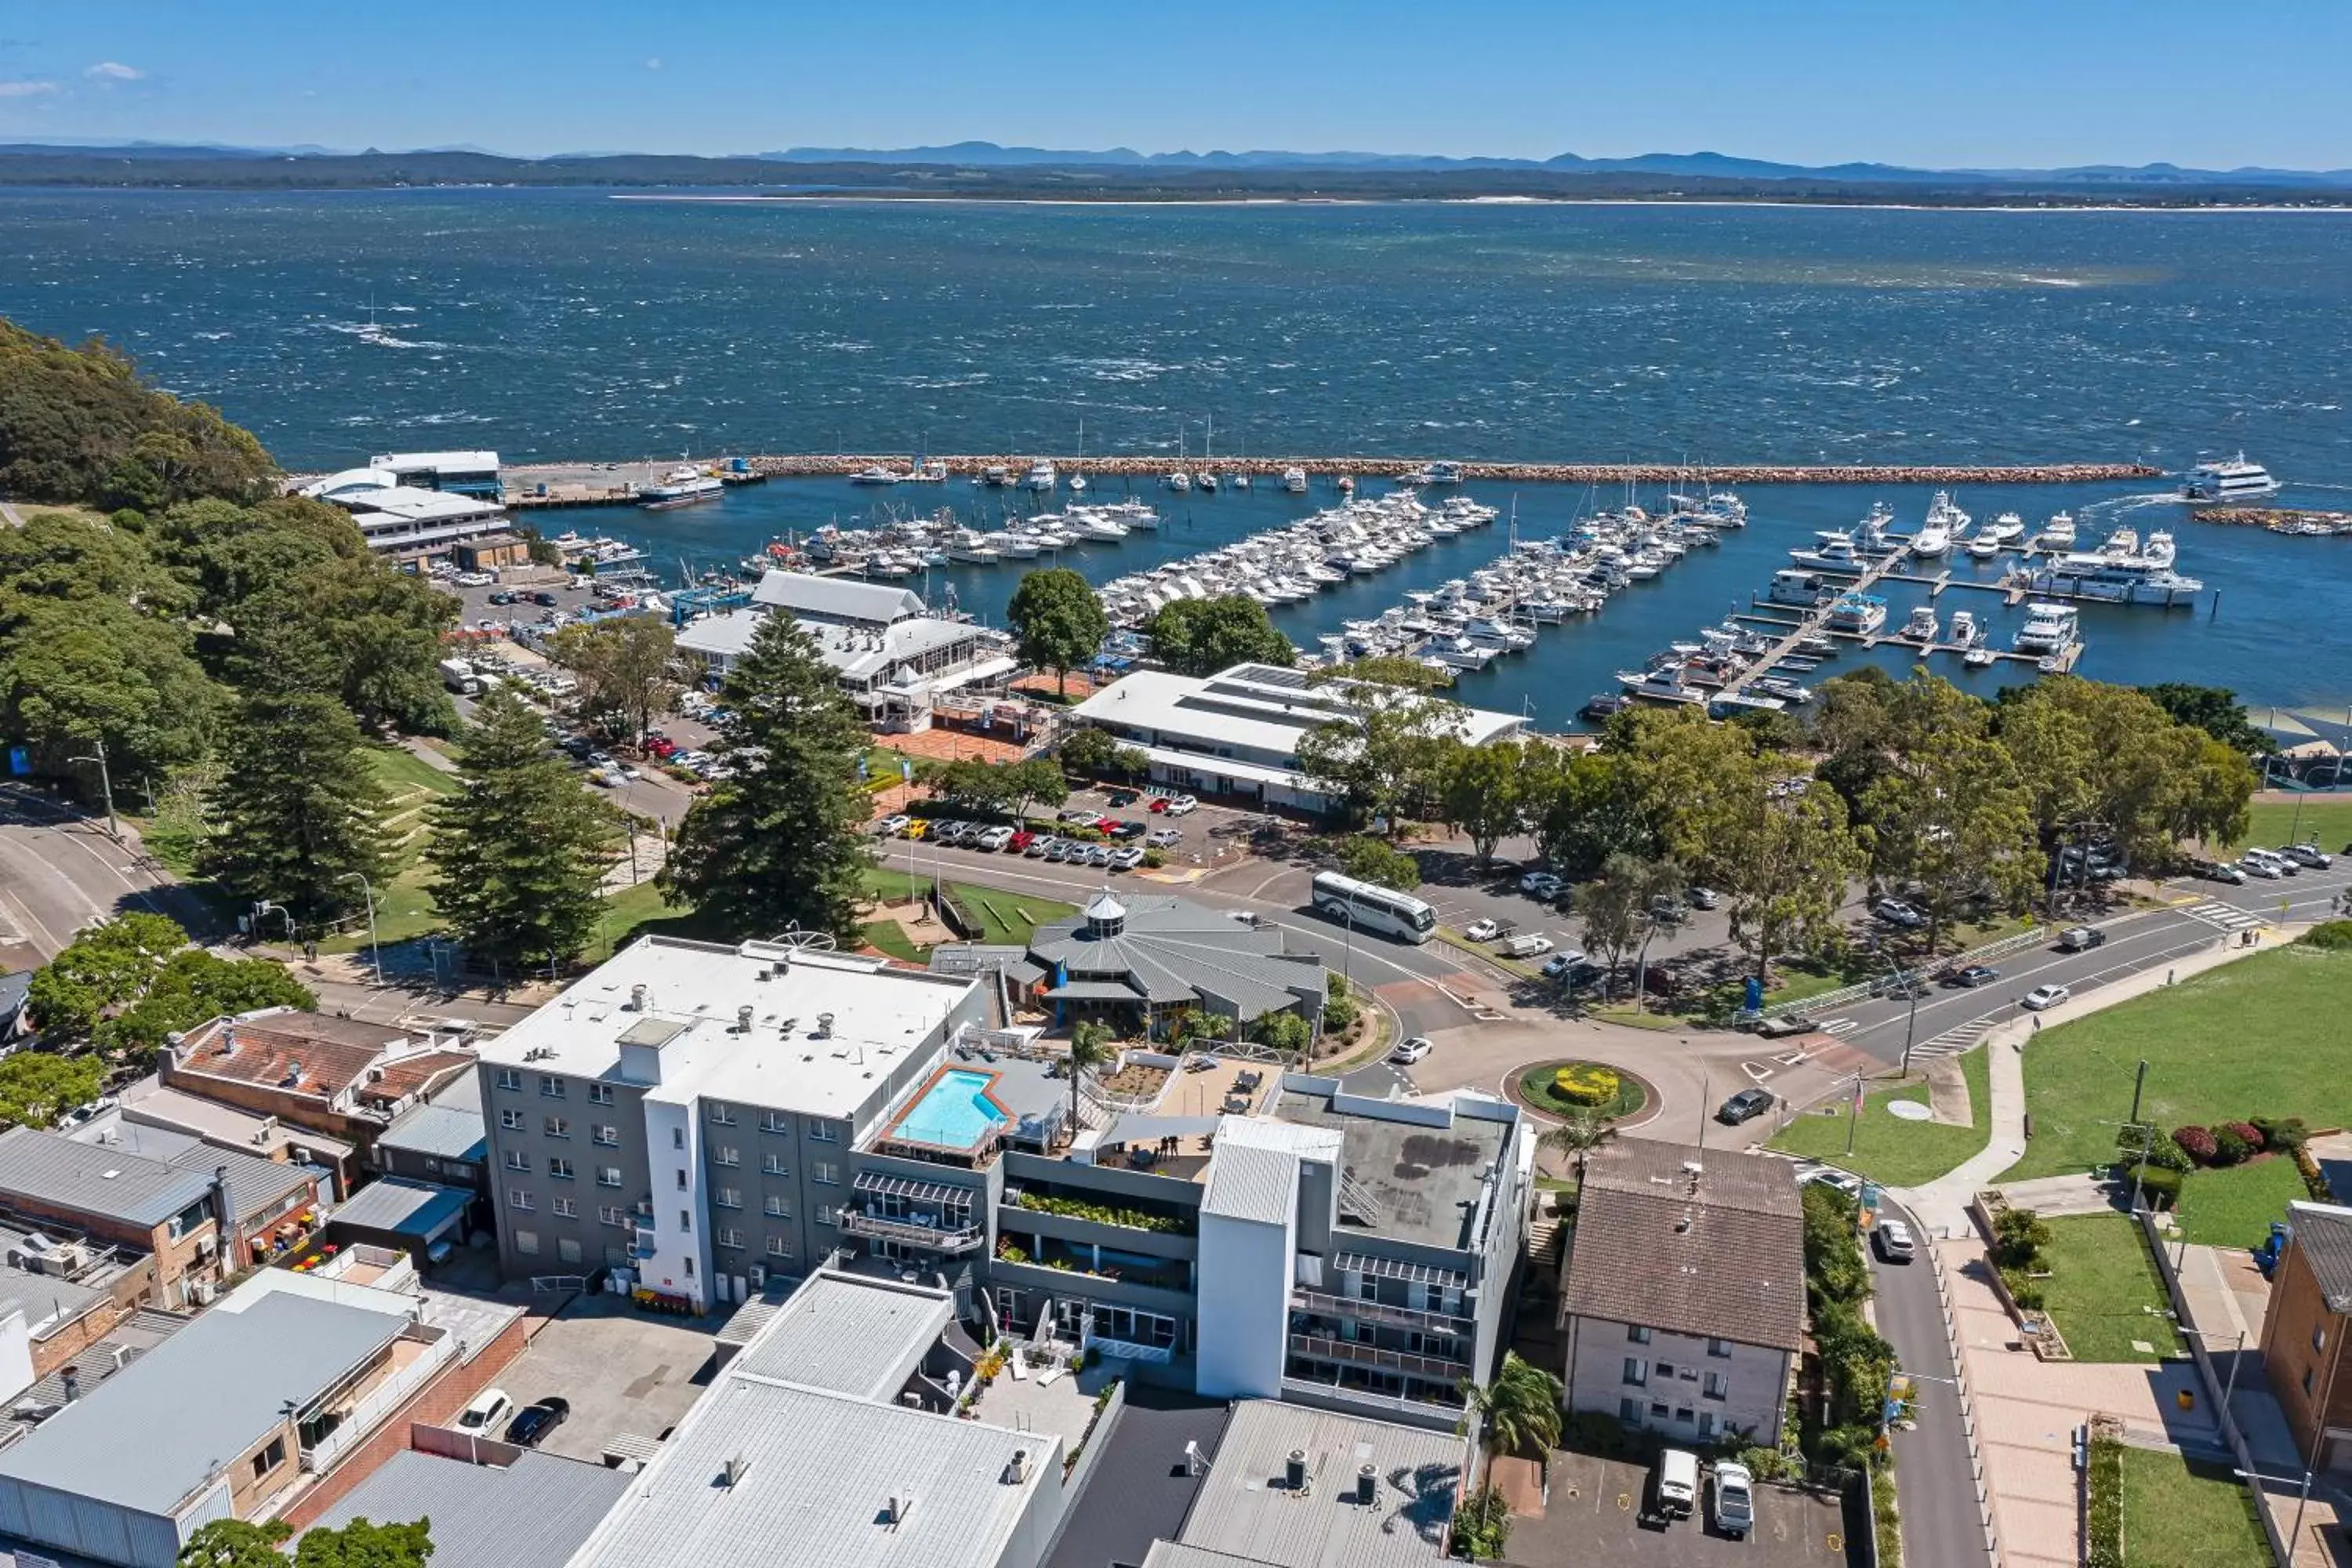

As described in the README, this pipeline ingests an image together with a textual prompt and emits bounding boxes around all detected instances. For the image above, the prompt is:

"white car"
[2239,855,2283,880]
[1464,918,1501,942]
[1711,1461,1755,1540]
[2022,984,2071,1011]
[975,826,1015,851]
[1519,869,1563,897]
[454,571,495,587]
[1389,1036,1433,1065]
[458,1388,512,1433]
[1163,795,1199,816]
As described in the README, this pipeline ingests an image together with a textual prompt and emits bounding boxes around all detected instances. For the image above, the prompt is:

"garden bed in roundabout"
[1513,1060,1653,1124]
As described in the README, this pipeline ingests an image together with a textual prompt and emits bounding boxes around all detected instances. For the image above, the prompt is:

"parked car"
[2055,926,2105,953]
[1058,808,1098,825]
[2022,983,2071,1011]
[1872,897,1927,929]
[505,1396,571,1447]
[1942,964,2001,988]
[2197,859,2248,884]
[1716,1087,1774,1125]
[1110,846,1145,870]
[872,814,909,837]
[1497,933,1555,960]
[1541,949,1588,980]
[1753,1014,1817,1040]
[1519,869,1563,898]
[1871,1218,1917,1263]
[532,591,560,608]
[1008,829,1035,853]
[2240,855,2284,880]
[1043,840,1072,862]
[459,1388,513,1434]
[1025,835,1056,858]
[975,826,1015,852]
[1687,886,1721,911]
[1653,1449,1699,1521]
[1464,918,1501,942]
[2282,842,2334,869]
[488,590,516,606]
[1146,829,1183,848]
[1711,1461,1755,1540]
[1107,820,1149,840]
[1389,1036,1433,1065]
[2245,847,2299,877]
[1163,795,1199,816]
[1872,972,1930,1000]
[1106,789,1139,807]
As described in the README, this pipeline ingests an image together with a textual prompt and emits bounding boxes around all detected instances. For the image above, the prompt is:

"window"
[675,1169,688,1190]
[598,1205,626,1226]
[539,1075,565,1098]
[715,1145,739,1167]
[1619,1396,1642,1423]
[604,1244,628,1268]
[767,1235,793,1258]
[1627,1325,1652,1345]
[1623,1358,1649,1388]
[1649,1402,1669,1421]
[505,1150,532,1173]
[252,1436,285,1479]
[1674,1406,1693,1425]
[764,1196,790,1218]
[590,1083,615,1105]
[508,1188,535,1211]
[557,1237,583,1264]
[594,1125,620,1146]
[1704,1371,1728,1401]
[499,1108,524,1131]
[2316,1326,2328,1354]
[708,1101,736,1125]
[551,1196,577,1218]
[495,1068,522,1091]
[548,1157,574,1180]
[597,1166,623,1188]
[682,1257,694,1278]
[1708,1338,1733,1359]
[1656,1362,1676,1381]
[672,1127,685,1150]
[811,1160,840,1186]
[717,1188,742,1209]
[817,1203,841,1226]
[760,1110,791,1134]
[545,1116,570,1138]
[679,1210,691,1232]
[762,1154,788,1176]
[1698,1412,1719,1439]
[717,1227,743,1249]
[811,1120,840,1143]
[515,1229,539,1255]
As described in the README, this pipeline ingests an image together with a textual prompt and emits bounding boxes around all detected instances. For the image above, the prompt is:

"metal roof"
[304,1450,629,1568]
[729,1272,951,1402]
[852,1171,973,1206]
[377,1102,488,1163]
[1171,1400,1461,1568]
[330,1176,471,1240]
[2288,1202,2352,1313]
[0,1126,217,1229]
[1200,1143,1298,1228]
[0,1291,402,1517]
[751,569,927,626]
[1028,895,1326,1022]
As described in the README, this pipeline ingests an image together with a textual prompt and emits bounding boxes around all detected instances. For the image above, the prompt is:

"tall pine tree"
[197,691,390,930]
[426,687,614,973]
[659,614,872,939]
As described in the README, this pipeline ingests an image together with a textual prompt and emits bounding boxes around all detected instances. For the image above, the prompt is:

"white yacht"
[2182,453,2278,503]
[1427,460,1465,485]
[1766,568,1831,608]
[1925,489,1973,536]
[1281,466,1309,495]
[1789,531,1862,572]
[1911,520,1951,558]
[1985,511,2027,545]
[1166,470,1192,493]
[2100,526,2140,557]
[638,465,724,506]
[2030,511,2078,552]
[1069,473,1088,495]
[1022,459,1058,492]
[848,464,903,486]
[2013,601,2081,653]
[2143,529,2176,568]
[1966,534,2002,560]
[1901,605,1940,643]
[1198,472,1219,494]
[1949,610,1981,648]
[2027,552,2203,608]
[1824,592,1889,635]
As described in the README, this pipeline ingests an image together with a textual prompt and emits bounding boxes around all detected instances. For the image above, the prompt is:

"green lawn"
[366,743,462,801]
[2003,945,2352,1181]
[2227,795,2352,855]
[2174,1154,2307,1250]
[856,868,1077,960]
[2119,1446,2270,1568]
[1766,1046,1992,1188]
[2038,1214,2173,1363]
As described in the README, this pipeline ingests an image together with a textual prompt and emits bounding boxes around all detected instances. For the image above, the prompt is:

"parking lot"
[486,1292,726,1464]
[876,779,1272,880]
[1504,1451,1857,1568]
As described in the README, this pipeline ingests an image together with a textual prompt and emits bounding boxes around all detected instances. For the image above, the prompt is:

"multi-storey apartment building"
[477,932,1535,1429]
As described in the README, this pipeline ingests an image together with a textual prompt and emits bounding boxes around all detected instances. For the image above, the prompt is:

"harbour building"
[474,933,1533,1431]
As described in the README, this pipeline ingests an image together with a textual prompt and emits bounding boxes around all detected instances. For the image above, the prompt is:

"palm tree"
[1538,1109,1616,1185]
[1067,1020,1115,1133]
[1457,1352,1563,1459]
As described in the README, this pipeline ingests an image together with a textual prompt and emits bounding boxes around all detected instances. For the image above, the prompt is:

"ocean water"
[3,187,2348,716]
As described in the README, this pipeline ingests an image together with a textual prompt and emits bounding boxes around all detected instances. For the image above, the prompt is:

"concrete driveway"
[489,1290,726,1463]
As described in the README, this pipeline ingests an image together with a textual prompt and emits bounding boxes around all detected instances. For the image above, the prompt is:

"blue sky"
[4,1,2348,169]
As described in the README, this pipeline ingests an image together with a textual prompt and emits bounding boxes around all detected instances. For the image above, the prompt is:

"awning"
[1044,981,1145,1003]
[853,1171,975,1206]
[1334,1250,1468,1290]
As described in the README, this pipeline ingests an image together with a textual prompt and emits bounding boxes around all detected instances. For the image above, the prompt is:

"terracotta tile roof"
[173,1012,408,1099]
[1562,1139,1806,1353]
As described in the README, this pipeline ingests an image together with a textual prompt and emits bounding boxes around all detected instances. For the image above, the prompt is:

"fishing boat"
[638,465,724,508]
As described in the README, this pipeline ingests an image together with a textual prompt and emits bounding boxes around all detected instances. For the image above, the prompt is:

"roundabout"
[1508,1058,1659,1130]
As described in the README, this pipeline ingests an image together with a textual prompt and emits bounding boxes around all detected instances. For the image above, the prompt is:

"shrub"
[1736,1443,1791,1483]
[1998,1265,2048,1312]
[2134,1131,2194,1174]
[2085,1434,2124,1568]
[1454,1483,1514,1560]
[2255,1116,2311,1153]
[2223,1120,2264,1152]
[2302,920,2352,950]
[2172,1125,2220,1165]
[1552,1063,1623,1107]
[2212,1126,2253,1166]
[2127,1164,2183,1210]
[1991,1207,2051,1271]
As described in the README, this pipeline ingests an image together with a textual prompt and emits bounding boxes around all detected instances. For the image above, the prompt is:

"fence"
[2136,1207,2291,1567]
[1757,925,2053,1021]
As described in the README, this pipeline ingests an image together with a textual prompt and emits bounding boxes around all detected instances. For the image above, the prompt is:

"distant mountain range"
[2,138,2348,200]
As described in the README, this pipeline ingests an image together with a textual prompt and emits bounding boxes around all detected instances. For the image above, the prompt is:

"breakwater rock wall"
[738,455,2160,485]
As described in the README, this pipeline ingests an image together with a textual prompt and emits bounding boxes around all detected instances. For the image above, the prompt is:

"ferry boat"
[1022,460,1058,493]
[1766,568,1831,608]
[1824,591,1889,635]
[2026,552,2204,608]
[1901,605,1940,643]
[2182,453,2278,504]
[638,465,724,508]
[2013,601,2081,654]
[1281,466,1309,495]
[1789,532,1862,572]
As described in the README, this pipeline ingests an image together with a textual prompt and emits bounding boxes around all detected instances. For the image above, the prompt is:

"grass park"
[2034,1214,2173,1363]
[857,866,1077,964]
[2119,1446,2272,1568]
[1767,1045,1992,1189]
[2227,793,2352,855]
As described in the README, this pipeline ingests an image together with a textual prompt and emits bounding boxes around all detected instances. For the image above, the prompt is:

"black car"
[1943,964,2000,988]
[532,590,561,608]
[505,1396,571,1447]
[1717,1088,1774,1125]
[1106,820,1149,840]
[1106,789,1139,807]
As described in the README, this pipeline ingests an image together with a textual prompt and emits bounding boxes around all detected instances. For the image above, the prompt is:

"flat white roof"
[371,450,500,472]
[476,937,975,1121]
[1073,666,1523,760]
[342,485,506,524]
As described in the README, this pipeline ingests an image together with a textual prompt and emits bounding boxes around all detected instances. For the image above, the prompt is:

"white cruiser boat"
[2027,552,2203,607]
[639,465,724,506]
[1022,459,1058,492]
[1824,592,1889,634]
[1789,532,1862,572]
[1985,511,2027,546]
[849,464,903,486]
[1198,472,1220,494]
[2183,453,2278,503]
[1281,466,1309,494]
[1102,500,1160,531]
[1949,610,1982,648]
[1963,647,1998,668]
[2100,526,2139,557]
[1069,473,1088,495]
[1767,568,1831,608]
[1911,521,1951,558]
[1901,605,1940,643]
[1166,470,1192,492]
[2031,512,2078,551]
[1925,489,1973,536]
[2013,601,2080,653]
[2143,529,2176,567]
[1967,534,2002,560]
[1427,461,1465,485]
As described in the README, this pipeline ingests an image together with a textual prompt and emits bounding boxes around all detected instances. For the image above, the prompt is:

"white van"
[1653,1447,1698,1519]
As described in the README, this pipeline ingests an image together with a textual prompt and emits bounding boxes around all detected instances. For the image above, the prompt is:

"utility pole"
[69,739,118,840]
[1844,1073,1863,1157]
[2129,1059,2148,1127]
[339,873,383,989]
[1893,956,1923,1075]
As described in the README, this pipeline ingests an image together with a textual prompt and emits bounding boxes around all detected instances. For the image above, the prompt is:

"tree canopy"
[1142,595,1295,677]
[549,616,679,744]
[1004,568,1107,696]
[196,692,393,929]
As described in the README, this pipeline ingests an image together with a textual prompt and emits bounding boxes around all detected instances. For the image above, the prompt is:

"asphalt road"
[0,786,216,964]
[1868,1193,1991,1568]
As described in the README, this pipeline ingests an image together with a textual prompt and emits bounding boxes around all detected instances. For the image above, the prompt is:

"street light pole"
[69,740,118,840]
[339,873,383,989]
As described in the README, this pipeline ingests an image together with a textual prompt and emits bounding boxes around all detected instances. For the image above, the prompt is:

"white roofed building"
[368,449,503,498]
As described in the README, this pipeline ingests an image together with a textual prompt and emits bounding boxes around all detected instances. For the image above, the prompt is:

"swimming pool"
[891,1069,1012,1150]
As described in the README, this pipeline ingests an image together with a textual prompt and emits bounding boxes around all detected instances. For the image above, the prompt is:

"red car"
[1147,797,1170,813]
[1094,815,1122,833]
[644,736,677,759]
[1009,829,1035,852]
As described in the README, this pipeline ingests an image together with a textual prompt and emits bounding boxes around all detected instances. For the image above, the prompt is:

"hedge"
[2085,1432,2124,1568]
[1553,1063,1623,1107]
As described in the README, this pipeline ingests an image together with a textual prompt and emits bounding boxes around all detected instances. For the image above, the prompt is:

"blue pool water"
[893,1069,1011,1149]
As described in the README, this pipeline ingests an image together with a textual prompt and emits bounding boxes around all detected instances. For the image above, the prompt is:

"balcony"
[1083,1330,1176,1367]
[1279,1375,1465,1432]
[1292,1287,1472,1339]
[842,1209,985,1254]
[1287,1331,1468,1381]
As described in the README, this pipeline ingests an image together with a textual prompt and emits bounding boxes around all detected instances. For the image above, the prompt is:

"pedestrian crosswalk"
[1908,1015,1998,1062]
[2182,901,2269,935]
